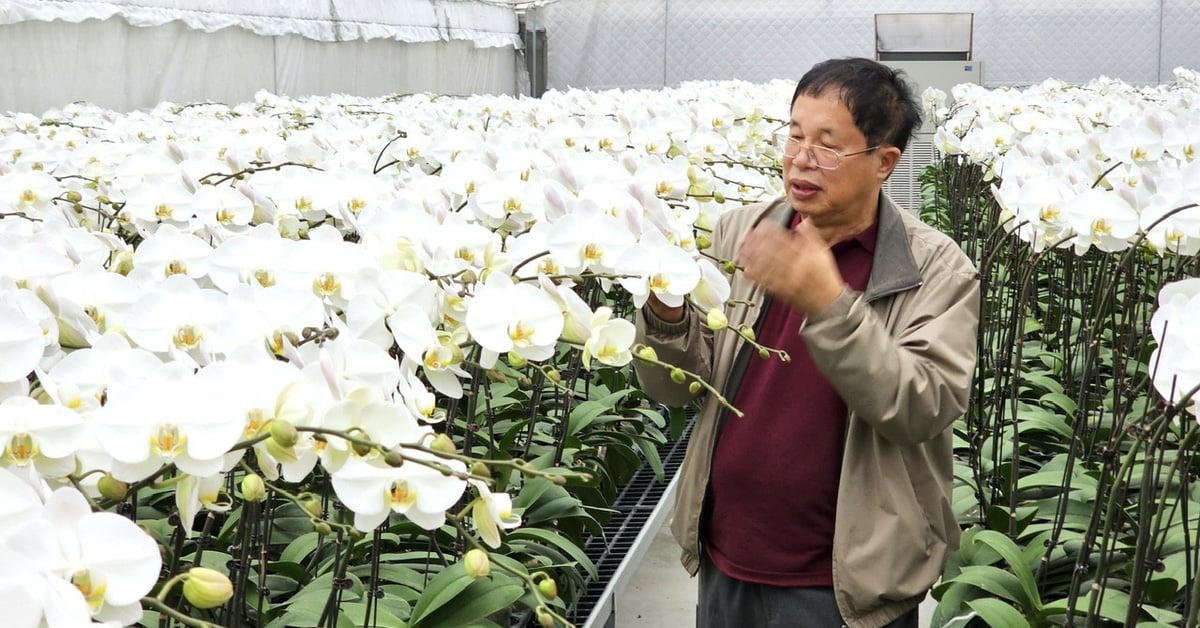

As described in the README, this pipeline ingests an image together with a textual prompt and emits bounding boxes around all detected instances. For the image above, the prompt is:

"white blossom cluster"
[929,67,1200,255]
[0,80,793,625]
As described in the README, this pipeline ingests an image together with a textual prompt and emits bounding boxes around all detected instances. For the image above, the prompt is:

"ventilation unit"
[876,13,983,214]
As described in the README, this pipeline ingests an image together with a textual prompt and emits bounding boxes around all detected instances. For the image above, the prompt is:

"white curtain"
[0,0,521,113]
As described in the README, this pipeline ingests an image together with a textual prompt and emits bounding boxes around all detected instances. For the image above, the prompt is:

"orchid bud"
[688,381,703,395]
[507,351,527,368]
[636,345,658,362]
[470,462,492,479]
[535,574,558,600]
[64,190,83,203]
[705,308,728,331]
[97,473,128,501]
[758,348,770,359]
[301,497,323,518]
[269,419,299,448]
[696,234,712,250]
[241,473,266,503]
[536,607,556,628]
[351,440,373,457]
[545,368,561,383]
[669,368,687,384]
[312,521,333,535]
[722,260,737,274]
[384,447,406,468]
[182,567,233,609]
[430,433,457,454]
[464,549,490,578]
[713,191,726,204]
[264,437,298,463]
[738,325,756,342]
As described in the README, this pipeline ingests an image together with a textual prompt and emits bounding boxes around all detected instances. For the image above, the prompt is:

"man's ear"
[877,146,902,181]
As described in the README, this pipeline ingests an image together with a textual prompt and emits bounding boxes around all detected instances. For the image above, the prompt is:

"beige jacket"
[634,195,980,628]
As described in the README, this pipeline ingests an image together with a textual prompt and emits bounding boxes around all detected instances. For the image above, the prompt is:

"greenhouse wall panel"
[542,0,1193,90]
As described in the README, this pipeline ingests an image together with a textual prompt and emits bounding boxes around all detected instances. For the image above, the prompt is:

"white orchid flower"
[544,200,636,275]
[191,184,254,234]
[690,257,732,313]
[122,274,228,358]
[345,268,440,351]
[128,223,214,282]
[207,223,293,292]
[466,273,564,368]
[469,479,521,548]
[4,484,160,625]
[0,300,44,383]
[1063,188,1140,253]
[615,229,702,308]
[582,307,636,369]
[95,362,243,482]
[331,451,468,532]
[1150,278,1200,416]
[388,304,470,400]
[318,387,430,474]
[0,396,85,480]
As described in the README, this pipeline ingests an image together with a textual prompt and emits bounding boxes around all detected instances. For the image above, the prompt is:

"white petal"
[77,513,162,606]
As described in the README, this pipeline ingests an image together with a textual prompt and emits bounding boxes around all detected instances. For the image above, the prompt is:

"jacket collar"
[756,194,922,303]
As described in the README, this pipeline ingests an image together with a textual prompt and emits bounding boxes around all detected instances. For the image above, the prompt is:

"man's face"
[781,90,893,224]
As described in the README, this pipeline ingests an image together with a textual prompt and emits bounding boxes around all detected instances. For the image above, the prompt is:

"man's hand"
[647,293,686,323]
[736,219,844,315]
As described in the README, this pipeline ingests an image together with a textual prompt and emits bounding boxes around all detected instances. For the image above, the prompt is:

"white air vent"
[883,134,937,213]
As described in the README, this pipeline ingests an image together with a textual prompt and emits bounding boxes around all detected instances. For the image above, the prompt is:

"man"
[633,58,980,627]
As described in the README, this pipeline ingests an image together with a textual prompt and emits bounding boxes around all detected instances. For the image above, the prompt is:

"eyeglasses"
[771,126,878,170]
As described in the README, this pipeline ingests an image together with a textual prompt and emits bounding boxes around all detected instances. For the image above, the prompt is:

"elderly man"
[634,57,980,628]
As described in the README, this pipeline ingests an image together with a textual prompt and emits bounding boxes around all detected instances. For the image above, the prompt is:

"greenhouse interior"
[2,0,1199,627]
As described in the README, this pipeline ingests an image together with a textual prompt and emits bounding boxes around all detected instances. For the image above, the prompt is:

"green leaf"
[407,563,473,626]
[508,527,598,579]
[944,565,1027,604]
[1042,587,1182,626]
[965,598,1031,628]
[1039,392,1076,415]
[971,531,1042,612]
[338,602,409,628]
[282,532,322,564]
[414,578,523,627]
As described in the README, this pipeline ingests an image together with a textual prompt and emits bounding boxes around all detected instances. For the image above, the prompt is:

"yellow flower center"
[152,424,185,456]
[253,269,275,287]
[1092,218,1113,237]
[165,260,187,276]
[389,479,417,510]
[245,408,265,438]
[216,208,237,224]
[312,272,340,297]
[348,198,367,214]
[173,325,203,350]
[648,273,670,293]
[19,189,37,205]
[72,570,107,612]
[295,197,313,212]
[155,203,174,220]
[509,322,536,347]
[6,433,36,465]
[503,198,522,214]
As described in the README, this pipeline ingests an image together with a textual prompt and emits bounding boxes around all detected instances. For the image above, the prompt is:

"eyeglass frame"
[771,124,880,171]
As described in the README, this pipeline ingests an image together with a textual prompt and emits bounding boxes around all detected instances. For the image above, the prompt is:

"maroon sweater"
[706,217,876,587]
